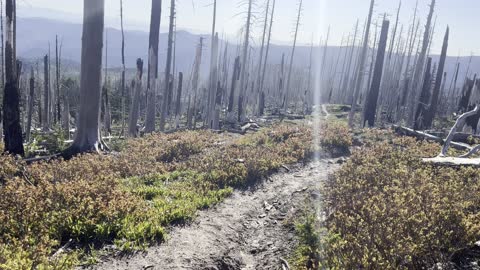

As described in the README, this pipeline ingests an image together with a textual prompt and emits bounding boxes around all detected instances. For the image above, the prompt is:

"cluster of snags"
[0,122,351,269]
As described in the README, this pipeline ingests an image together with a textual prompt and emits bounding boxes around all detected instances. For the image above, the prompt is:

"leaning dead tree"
[63,0,105,158]
[2,0,24,156]
[145,0,162,133]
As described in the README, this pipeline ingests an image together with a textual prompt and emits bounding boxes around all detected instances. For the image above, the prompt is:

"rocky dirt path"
[89,159,338,270]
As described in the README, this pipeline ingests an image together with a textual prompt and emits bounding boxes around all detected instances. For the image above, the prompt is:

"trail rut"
[88,160,337,270]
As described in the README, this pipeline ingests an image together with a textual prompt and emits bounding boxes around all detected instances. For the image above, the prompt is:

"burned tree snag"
[2,0,24,156]
[424,26,449,129]
[159,0,175,132]
[407,0,435,126]
[348,0,374,127]
[413,57,432,130]
[174,72,183,128]
[63,0,105,158]
[26,67,34,142]
[129,59,143,137]
[362,19,389,128]
[145,0,162,133]
[43,54,49,131]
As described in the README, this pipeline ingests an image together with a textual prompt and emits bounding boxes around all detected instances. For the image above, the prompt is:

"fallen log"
[422,157,480,167]
[393,125,472,151]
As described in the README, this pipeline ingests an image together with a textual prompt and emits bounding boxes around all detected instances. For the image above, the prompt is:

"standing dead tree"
[407,0,435,127]
[348,0,374,127]
[284,0,303,112]
[259,0,276,103]
[255,0,270,116]
[362,19,389,128]
[128,59,143,137]
[187,38,203,129]
[26,67,34,142]
[119,0,127,137]
[174,72,183,128]
[43,54,49,131]
[145,0,162,133]
[237,0,253,122]
[63,0,105,158]
[413,57,432,130]
[424,26,449,129]
[159,0,175,132]
[2,0,23,156]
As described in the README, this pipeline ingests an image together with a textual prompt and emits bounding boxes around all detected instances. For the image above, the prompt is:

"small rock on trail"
[87,160,337,270]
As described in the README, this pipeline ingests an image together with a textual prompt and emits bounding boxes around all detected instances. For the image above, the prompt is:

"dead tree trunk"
[413,57,432,130]
[128,59,143,137]
[208,33,219,128]
[2,0,23,156]
[227,56,241,119]
[284,0,303,112]
[174,72,183,128]
[119,0,126,137]
[55,35,61,124]
[348,0,374,127]
[159,0,175,132]
[187,38,203,129]
[63,0,105,158]
[145,0,162,133]
[423,26,448,128]
[26,67,34,142]
[407,0,435,126]
[362,19,389,128]
[237,0,253,122]
[43,54,49,131]
[255,0,270,116]
[259,0,276,100]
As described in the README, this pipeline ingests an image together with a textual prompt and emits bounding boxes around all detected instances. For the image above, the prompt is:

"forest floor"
[87,159,339,270]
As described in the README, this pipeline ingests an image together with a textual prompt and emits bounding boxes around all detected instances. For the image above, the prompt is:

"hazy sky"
[16,0,479,56]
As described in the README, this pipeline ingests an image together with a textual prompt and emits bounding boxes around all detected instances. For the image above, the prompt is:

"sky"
[16,0,479,56]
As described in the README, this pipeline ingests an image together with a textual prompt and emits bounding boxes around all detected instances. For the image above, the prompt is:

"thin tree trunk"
[43,54,49,131]
[237,0,254,122]
[159,0,175,131]
[119,0,126,137]
[424,26,449,128]
[174,72,183,128]
[26,67,34,143]
[348,0,374,127]
[284,0,303,112]
[407,0,436,126]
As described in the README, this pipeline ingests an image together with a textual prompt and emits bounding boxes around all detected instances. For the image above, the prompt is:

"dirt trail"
[89,160,337,270]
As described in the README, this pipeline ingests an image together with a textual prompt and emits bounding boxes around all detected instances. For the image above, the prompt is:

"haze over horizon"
[17,0,480,57]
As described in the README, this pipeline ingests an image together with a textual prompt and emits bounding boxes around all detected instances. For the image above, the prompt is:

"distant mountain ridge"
[16,17,480,85]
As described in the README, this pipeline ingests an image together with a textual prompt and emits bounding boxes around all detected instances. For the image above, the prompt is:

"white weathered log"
[393,125,472,151]
[423,157,480,167]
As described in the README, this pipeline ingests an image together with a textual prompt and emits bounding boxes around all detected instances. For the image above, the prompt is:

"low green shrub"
[323,136,480,269]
